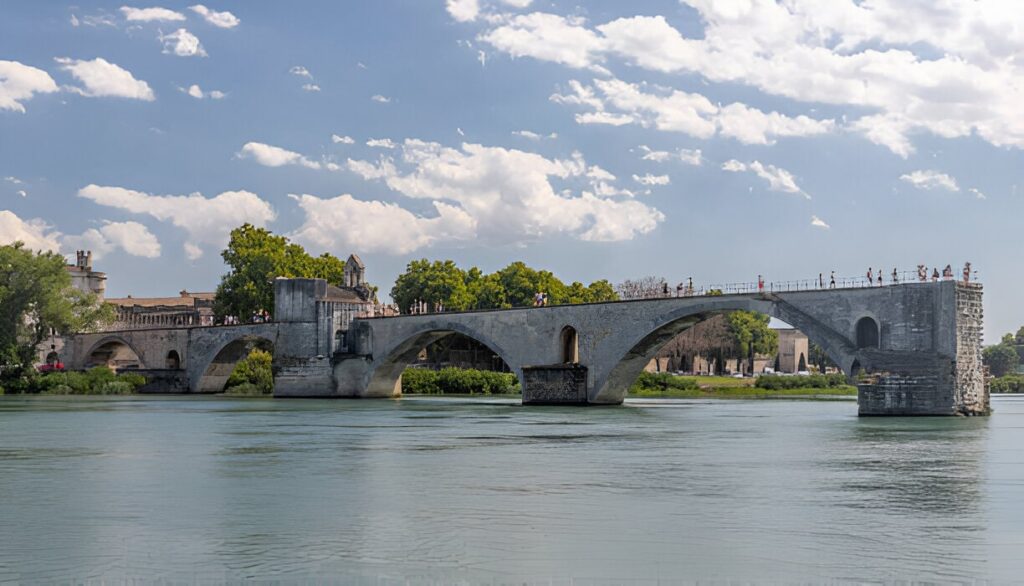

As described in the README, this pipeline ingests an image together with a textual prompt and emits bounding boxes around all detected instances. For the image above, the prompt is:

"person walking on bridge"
[892,268,898,285]
[866,267,873,286]
[877,270,883,286]
[829,271,836,288]
[757,275,764,292]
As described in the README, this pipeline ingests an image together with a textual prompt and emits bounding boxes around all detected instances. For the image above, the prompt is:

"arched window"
[166,350,181,369]
[856,317,879,349]
[560,326,579,364]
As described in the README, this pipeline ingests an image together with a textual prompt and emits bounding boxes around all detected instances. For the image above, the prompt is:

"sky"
[1,0,1022,338]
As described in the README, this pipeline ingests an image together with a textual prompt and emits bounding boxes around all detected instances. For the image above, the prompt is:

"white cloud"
[632,173,670,186]
[722,160,807,197]
[185,84,202,98]
[70,14,80,26]
[552,78,833,143]
[289,66,312,78]
[371,94,391,103]
[4,176,23,184]
[77,184,275,259]
[17,190,27,198]
[333,139,663,252]
[159,28,207,57]
[810,215,830,229]
[478,4,1024,154]
[301,83,321,92]
[678,149,703,166]
[900,170,960,192]
[237,142,322,170]
[0,60,59,113]
[189,4,239,28]
[969,187,986,200]
[55,57,155,101]
[512,130,557,140]
[331,134,355,144]
[180,84,225,99]
[208,90,225,99]
[501,0,533,7]
[366,138,397,149]
[446,0,480,22]
[119,6,185,22]
[62,221,162,259]
[0,211,61,252]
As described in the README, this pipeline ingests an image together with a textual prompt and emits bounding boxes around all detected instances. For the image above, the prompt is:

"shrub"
[755,373,847,390]
[35,367,146,395]
[225,348,273,394]
[401,367,520,395]
[990,374,1024,393]
[631,372,700,393]
[224,382,269,396]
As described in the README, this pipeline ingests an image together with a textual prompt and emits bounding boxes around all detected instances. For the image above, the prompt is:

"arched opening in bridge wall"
[594,301,856,404]
[365,329,517,397]
[195,336,274,394]
[560,326,579,364]
[165,350,181,369]
[856,317,880,349]
[86,338,143,371]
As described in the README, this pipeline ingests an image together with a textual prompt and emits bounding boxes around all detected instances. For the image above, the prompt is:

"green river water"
[1,394,1022,583]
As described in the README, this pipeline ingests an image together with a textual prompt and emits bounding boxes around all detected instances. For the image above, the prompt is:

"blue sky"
[1,1,1021,337]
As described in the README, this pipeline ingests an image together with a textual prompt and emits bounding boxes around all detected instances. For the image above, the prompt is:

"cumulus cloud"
[180,83,224,99]
[446,0,480,22]
[55,57,155,101]
[0,211,61,251]
[289,65,312,78]
[371,94,391,103]
[77,184,275,259]
[512,130,558,140]
[900,170,960,192]
[479,4,1024,155]
[638,145,703,166]
[16,190,27,198]
[723,160,807,197]
[552,78,833,144]
[301,83,321,92]
[0,60,60,112]
[189,4,239,28]
[159,28,207,57]
[632,173,670,186]
[969,187,986,200]
[62,221,162,259]
[810,215,830,229]
[323,139,663,253]
[366,138,397,149]
[119,6,185,22]
[237,142,322,170]
[331,134,355,144]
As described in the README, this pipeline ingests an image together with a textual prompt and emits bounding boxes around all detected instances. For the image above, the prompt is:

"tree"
[984,343,1019,377]
[0,243,113,387]
[390,259,619,312]
[214,224,354,322]
[615,276,667,300]
[1016,326,1024,345]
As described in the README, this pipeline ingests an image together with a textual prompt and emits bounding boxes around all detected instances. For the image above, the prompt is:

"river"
[1,394,1022,583]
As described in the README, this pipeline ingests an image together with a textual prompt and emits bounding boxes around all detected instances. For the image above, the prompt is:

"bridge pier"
[521,364,588,405]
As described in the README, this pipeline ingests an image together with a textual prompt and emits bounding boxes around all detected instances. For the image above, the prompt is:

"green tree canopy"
[0,243,113,385]
[389,259,619,313]
[214,224,358,322]
[726,310,779,357]
[984,343,1019,377]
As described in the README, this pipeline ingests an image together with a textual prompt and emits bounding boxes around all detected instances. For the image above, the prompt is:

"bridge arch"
[83,335,146,371]
[855,316,880,349]
[365,321,520,397]
[591,297,859,404]
[190,334,275,393]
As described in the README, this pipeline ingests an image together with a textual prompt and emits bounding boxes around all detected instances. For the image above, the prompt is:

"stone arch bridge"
[68,278,987,416]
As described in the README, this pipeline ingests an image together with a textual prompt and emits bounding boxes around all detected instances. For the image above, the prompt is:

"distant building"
[775,328,809,372]
[67,250,106,299]
[105,291,216,329]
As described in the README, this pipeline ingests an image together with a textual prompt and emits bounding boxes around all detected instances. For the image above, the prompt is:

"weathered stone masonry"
[68,279,988,416]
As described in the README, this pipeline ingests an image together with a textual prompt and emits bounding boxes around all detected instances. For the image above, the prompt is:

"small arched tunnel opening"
[87,339,142,371]
[166,350,181,369]
[560,326,579,364]
[45,351,60,366]
[856,317,880,349]
[366,331,517,397]
[598,310,852,403]
[196,336,274,395]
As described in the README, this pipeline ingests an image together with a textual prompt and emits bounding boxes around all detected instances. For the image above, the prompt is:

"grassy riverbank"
[629,372,857,399]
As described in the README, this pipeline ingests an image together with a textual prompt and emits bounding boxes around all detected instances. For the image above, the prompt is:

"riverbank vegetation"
[630,372,856,398]
[18,367,146,395]
[0,243,113,393]
[224,348,274,395]
[990,374,1024,393]
[401,367,520,395]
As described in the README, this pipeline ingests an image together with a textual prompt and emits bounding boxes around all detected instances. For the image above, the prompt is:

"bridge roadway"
[67,278,988,416]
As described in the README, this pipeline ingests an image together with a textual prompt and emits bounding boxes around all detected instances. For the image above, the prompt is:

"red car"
[37,362,65,373]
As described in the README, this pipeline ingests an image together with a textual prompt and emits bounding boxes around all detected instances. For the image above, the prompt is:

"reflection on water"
[1,395,1022,582]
